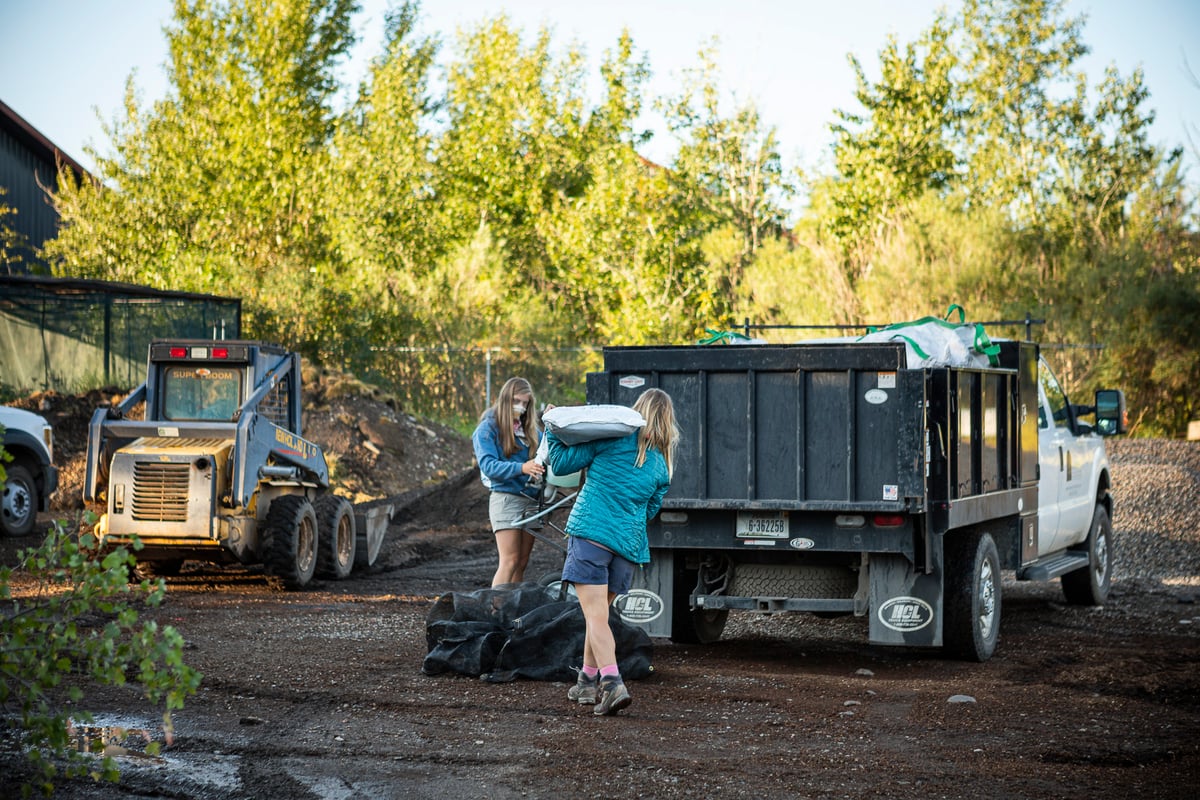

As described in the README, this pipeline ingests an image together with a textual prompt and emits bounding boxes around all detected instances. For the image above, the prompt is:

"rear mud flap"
[868,552,943,647]
[619,551,674,638]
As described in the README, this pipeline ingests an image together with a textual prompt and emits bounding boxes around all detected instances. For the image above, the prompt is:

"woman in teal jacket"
[545,388,678,716]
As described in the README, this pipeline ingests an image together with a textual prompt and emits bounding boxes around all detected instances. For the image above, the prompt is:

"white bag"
[541,404,646,446]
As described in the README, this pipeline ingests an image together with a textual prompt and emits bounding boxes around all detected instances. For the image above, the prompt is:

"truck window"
[163,366,242,421]
[1038,360,1069,429]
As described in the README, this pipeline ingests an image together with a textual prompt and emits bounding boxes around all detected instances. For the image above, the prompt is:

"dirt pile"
[6,364,477,514]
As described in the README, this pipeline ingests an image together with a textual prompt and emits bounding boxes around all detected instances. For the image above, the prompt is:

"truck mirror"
[1094,389,1126,436]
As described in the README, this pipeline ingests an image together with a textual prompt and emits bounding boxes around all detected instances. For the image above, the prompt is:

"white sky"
[1,0,1197,185]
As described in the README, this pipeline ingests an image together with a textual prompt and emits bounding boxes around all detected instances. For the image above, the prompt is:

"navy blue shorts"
[561,536,635,595]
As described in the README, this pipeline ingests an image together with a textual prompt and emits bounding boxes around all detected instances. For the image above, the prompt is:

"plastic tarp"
[799,307,1003,369]
[422,582,654,683]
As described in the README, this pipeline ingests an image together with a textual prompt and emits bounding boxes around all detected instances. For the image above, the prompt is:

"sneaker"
[568,671,597,704]
[593,677,631,716]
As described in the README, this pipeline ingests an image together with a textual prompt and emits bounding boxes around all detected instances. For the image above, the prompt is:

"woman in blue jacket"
[472,377,547,587]
[545,388,678,716]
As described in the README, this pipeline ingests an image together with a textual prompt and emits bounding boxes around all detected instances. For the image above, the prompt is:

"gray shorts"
[488,491,543,532]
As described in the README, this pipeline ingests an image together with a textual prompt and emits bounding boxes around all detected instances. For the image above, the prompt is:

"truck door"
[1036,376,1064,556]
[1037,359,1097,552]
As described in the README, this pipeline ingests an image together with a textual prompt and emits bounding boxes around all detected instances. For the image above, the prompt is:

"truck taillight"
[212,347,229,359]
[169,347,188,358]
[873,514,905,527]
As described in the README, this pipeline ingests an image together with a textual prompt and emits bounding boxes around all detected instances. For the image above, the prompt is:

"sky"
[1,0,1197,185]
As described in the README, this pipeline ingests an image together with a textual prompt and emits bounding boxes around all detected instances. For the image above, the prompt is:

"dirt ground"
[2,385,1200,798]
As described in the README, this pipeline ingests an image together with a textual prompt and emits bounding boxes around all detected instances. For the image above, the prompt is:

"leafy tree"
[45,0,360,359]
[0,188,31,273]
[811,14,957,280]
[0,508,201,796]
[325,0,440,363]
[659,42,794,310]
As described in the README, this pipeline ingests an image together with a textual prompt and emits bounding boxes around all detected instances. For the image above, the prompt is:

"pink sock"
[599,664,620,679]
[581,665,599,679]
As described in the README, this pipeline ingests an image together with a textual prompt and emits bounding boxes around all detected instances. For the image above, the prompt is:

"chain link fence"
[351,344,604,428]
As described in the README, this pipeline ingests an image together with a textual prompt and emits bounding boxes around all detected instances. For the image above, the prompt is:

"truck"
[587,335,1126,661]
[0,405,58,536]
[84,339,388,587]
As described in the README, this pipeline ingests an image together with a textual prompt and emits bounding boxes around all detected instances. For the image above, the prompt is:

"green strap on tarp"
[698,329,757,345]
[862,304,1000,366]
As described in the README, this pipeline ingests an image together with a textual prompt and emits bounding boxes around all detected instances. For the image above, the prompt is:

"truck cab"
[0,406,58,536]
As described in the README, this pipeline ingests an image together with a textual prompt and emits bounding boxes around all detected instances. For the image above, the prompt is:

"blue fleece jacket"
[472,409,537,498]
[545,430,670,565]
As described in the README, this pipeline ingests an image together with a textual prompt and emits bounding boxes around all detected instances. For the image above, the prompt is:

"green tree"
[810,14,957,281]
[0,510,201,796]
[324,1,440,366]
[0,187,30,273]
[45,0,359,358]
[659,42,795,312]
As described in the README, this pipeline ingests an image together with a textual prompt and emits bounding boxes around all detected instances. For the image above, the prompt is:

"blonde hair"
[632,388,679,477]
[481,377,541,457]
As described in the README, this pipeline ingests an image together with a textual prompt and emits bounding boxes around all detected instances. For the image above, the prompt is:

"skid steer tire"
[264,495,319,589]
[315,494,356,580]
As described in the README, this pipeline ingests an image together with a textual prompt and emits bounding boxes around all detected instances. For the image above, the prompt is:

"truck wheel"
[1062,505,1112,606]
[1,464,38,537]
[669,567,728,644]
[315,495,356,580]
[943,530,1001,662]
[264,495,319,589]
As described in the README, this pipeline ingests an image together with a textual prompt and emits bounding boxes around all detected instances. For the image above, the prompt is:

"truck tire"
[315,494,356,580]
[264,495,319,589]
[1061,505,1112,606]
[943,530,1001,662]
[669,567,728,644]
[1,464,38,537]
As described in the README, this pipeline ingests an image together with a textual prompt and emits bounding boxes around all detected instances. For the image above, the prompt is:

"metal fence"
[352,343,603,427]
[0,275,240,396]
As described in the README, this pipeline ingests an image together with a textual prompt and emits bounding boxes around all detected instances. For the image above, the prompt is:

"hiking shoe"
[568,671,597,705]
[593,677,631,716]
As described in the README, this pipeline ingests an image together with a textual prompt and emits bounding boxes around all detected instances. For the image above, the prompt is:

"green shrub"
[0,516,202,797]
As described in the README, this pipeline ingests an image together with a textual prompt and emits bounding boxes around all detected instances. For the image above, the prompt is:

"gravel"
[1107,438,1200,584]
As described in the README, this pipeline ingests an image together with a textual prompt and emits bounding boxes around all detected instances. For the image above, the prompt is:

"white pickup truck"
[0,405,58,536]
[587,337,1126,661]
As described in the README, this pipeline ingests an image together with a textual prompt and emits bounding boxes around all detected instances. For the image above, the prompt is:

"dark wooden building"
[0,98,89,273]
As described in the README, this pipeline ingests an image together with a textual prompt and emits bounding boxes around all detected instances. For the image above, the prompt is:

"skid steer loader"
[84,340,388,588]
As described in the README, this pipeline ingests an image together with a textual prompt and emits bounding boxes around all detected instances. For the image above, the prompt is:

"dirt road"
[4,472,1200,799]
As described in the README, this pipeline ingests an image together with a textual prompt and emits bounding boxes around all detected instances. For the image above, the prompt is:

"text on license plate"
[736,512,789,538]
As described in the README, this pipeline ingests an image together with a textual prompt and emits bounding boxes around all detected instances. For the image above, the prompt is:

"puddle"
[68,715,161,760]
[64,713,243,794]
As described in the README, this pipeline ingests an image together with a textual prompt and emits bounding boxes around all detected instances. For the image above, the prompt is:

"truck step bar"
[1019,551,1089,581]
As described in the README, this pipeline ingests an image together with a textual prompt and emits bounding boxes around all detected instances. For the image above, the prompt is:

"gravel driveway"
[3,440,1199,799]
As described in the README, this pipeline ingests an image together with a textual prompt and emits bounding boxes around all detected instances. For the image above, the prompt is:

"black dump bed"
[586,340,1038,527]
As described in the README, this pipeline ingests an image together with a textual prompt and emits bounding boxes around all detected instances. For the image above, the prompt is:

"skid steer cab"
[84,340,388,588]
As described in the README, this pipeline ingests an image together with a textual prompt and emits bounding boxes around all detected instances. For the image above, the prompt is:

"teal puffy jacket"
[545,430,670,565]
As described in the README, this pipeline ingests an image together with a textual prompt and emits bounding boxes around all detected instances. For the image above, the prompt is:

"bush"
[0,517,202,797]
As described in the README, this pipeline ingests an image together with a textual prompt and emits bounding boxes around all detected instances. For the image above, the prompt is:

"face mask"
[512,403,527,416]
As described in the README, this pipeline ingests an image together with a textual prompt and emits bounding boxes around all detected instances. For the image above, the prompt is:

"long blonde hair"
[481,377,542,457]
[632,388,679,477]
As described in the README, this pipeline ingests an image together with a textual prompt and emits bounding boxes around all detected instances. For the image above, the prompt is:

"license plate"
[736,511,789,539]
